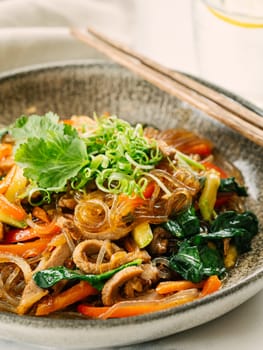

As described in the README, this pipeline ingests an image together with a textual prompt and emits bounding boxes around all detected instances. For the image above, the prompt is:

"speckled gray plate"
[0,61,262,349]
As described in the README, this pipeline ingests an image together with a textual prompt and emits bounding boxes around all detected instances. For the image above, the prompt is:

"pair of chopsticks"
[71,27,263,147]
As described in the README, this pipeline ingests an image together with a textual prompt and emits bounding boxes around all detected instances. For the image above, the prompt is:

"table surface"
[0,1,262,349]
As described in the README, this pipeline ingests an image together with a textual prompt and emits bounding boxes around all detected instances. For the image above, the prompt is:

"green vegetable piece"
[176,150,205,170]
[193,211,258,254]
[11,114,162,197]
[211,211,258,235]
[0,210,27,228]
[177,206,200,237]
[199,169,221,222]
[10,113,77,145]
[169,241,225,283]
[164,205,200,238]
[132,222,153,248]
[84,115,162,196]
[33,259,142,291]
[163,220,184,238]
[199,245,225,277]
[218,177,247,196]
[169,241,203,282]
[14,114,88,191]
[211,211,258,253]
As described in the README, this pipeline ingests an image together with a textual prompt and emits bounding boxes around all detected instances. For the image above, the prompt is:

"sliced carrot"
[35,281,98,316]
[78,290,199,319]
[26,217,60,236]
[0,194,27,221]
[143,181,155,199]
[118,194,145,207]
[62,119,74,125]
[77,305,109,318]
[0,144,13,159]
[117,194,146,218]
[0,238,51,258]
[200,275,222,297]
[0,165,16,194]
[156,280,205,295]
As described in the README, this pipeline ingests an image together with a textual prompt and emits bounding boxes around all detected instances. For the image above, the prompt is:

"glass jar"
[192,0,263,108]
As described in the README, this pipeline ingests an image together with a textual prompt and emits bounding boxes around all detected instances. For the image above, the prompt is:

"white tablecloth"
[0,1,262,349]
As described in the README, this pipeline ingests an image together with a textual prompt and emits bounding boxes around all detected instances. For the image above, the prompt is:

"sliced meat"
[57,215,81,242]
[140,263,159,283]
[102,266,143,305]
[72,239,121,274]
[16,236,71,315]
[124,264,159,299]
[157,139,176,157]
[73,239,151,274]
[102,263,159,305]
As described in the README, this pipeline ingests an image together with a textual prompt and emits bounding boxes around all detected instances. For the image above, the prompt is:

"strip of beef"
[16,236,71,315]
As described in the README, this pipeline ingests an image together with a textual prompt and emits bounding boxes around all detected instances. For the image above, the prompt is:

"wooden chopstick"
[71,27,263,147]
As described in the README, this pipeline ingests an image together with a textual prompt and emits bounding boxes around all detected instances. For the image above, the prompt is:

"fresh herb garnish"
[10,114,162,196]
[82,115,162,196]
[12,113,88,191]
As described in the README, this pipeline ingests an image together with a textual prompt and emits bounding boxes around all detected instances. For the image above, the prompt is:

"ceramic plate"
[0,61,262,349]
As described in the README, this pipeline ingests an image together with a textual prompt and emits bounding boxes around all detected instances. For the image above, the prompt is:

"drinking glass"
[192,0,263,108]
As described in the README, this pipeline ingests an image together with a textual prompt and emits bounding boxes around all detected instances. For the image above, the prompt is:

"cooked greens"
[218,177,247,196]
[163,205,200,238]
[168,210,258,282]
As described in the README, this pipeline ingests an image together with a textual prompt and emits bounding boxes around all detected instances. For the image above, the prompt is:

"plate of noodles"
[0,61,262,349]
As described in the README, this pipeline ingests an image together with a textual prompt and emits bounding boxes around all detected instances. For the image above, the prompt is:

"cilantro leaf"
[10,112,77,145]
[13,114,88,191]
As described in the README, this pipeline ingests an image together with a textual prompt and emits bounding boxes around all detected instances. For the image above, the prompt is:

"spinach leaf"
[164,205,200,238]
[211,211,258,236]
[199,245,226,277]
[163,220,184,238]
[219,177,247,196]
[194,211,258,253]
[177,206,200,236]
[33,259,142,291]
[169,241,225,283]
[169,241,203,282]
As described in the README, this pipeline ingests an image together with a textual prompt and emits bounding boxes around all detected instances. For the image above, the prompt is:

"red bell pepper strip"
[4,225,61,243]
[203,161,228,178]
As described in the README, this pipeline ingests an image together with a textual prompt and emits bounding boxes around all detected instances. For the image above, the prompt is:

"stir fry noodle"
[0,113,258,318]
